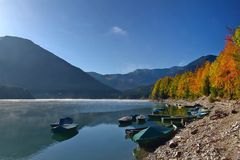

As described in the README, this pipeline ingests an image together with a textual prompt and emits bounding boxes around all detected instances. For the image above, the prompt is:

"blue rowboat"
[50,117,78,133]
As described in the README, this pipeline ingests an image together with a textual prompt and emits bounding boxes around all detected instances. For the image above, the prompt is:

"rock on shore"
[146,97,240,160]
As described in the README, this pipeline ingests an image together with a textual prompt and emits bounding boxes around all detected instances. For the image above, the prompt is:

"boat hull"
[134,125,177,148]
[162,116,197,124]
[148,114,170,120]
[125,127,147,138]
[50,123,59,127]
[136,135,171,148]
[118,120,132,124]
[162,117,184,122]
[51,124,78,133]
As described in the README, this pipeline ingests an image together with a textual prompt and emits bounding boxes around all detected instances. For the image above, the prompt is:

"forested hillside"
[151,27,240,100]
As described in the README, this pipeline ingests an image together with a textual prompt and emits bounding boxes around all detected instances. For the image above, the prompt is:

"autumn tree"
[151,26,240,100]
[151,80,161,99]
[209,39,240,98]
[233,26,240,47]
[158,77,172,99]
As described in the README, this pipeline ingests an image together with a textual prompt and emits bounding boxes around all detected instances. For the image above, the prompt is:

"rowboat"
[148,114,170,120]
[132,124,177,147]
[118,116,133,124]
[199,108,210,113]
[131,114,139,122]
[50,117,74,127]
[152,108,165,114]
[50,117,78,133]
[136,115,146,123]
[188,107,210,118]
[125,127,147,138]
[188,106,200,112]
[162,115,197,123]
[51,124,79,133]
[162,116,185,122]
[190,110,210,118]
[184,103,203,108]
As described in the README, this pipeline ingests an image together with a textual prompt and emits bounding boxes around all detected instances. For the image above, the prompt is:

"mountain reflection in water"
[0,100,156,160]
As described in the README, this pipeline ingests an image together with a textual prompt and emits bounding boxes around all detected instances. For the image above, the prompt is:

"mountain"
[88,55,217,91]
[119,85,153,99]
[0,36,118,98]
[0,85,34,99]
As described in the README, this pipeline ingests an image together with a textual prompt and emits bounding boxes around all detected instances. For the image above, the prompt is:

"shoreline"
[145,97,240,160]
[0,98,151,102]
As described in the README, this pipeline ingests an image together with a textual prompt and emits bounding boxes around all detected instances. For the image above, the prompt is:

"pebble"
[169,140,178,148]
[191,129,198,135]
[231,109,238,114]
[146,98,240,160]
[174,151,182,158]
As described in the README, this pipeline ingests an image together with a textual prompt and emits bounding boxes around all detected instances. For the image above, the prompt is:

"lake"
[0,99,161,160]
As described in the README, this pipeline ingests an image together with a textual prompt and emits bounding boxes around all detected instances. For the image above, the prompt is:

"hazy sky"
[0,0,239,74]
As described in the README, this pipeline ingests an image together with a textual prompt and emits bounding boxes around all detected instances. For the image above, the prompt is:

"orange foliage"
[152,27,240,100]
[210,39,240,98]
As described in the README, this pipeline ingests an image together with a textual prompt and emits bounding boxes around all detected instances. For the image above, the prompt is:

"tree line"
[151,27,240,101]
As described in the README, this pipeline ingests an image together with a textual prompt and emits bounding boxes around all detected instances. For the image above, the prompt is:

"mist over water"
[0,100,157,160]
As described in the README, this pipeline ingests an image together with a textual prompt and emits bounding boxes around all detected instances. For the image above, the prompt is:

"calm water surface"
[0,99,161,160]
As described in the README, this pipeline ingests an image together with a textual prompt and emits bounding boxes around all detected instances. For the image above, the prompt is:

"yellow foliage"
[151,27,240,100]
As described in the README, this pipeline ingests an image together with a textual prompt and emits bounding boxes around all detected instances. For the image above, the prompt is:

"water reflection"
[133,146,156,160]
[51,130,79,142]
[0,100,155,160]
[154,104,188,116]
[129,105,192,160]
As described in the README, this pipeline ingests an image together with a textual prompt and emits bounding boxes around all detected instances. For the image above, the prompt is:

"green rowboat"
[132,124,177,147]
[162,116,197,123]
[148,114,170,120]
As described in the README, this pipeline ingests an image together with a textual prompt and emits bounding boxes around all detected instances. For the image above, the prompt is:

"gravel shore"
[145,97,240,160]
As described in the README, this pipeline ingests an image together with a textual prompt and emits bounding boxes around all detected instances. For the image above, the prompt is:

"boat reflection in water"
[130,104,210,160]
[51,130,79,142]
[0,99,154,160]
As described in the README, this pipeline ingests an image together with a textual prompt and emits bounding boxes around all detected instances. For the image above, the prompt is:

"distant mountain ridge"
[88,55,217,91]
[0,36,118,98]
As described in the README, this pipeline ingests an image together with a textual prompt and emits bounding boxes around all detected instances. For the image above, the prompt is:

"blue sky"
[0,0,239,74]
